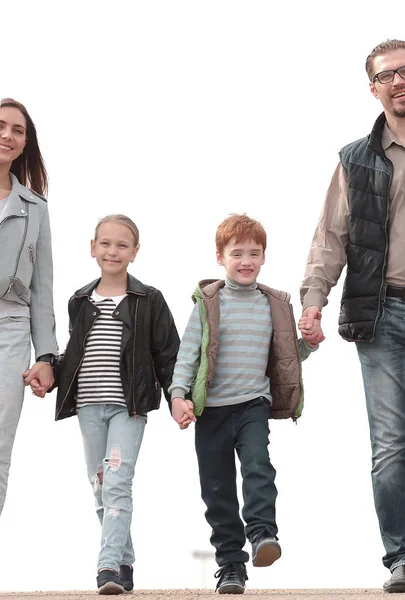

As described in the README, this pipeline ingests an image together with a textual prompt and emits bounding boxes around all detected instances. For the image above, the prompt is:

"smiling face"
[217,237,265,285]
[0,106,27,167]
[91,221,139,277]
[370,49,405,118]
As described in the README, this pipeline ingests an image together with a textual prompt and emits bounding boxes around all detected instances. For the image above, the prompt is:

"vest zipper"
[373,156,393,341]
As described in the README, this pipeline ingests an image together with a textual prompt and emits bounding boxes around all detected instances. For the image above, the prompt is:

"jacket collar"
[195,278,290,303]
[368,112,387,156]
[9,173,44,203]
[75,273,146,298]
[0,173,39,223]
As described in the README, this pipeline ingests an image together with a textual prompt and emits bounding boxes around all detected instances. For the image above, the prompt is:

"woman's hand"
[23,361,54,397]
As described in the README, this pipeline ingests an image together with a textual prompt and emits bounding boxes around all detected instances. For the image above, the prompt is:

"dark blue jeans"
[195,397,278,566]
[357,297,405,571]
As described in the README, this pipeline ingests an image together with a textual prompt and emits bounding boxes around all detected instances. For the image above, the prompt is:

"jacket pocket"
[8,277,31,303]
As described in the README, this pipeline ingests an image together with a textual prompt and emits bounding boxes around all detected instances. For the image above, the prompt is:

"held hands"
[298,305,325,346]
[22,362,54,398]
[172,397,196,430]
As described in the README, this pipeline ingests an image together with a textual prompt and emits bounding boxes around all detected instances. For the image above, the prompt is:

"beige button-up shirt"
[301,123,405,310]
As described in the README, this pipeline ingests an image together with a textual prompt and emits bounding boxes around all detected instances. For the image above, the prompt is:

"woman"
[0,98,57,515]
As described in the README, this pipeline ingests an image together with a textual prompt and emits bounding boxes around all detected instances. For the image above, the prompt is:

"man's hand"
[299,306,325,345]
[172,397,196,430]
[23,362,54,398]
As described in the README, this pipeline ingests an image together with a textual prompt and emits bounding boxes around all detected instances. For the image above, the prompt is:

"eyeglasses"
[372,65,405,84]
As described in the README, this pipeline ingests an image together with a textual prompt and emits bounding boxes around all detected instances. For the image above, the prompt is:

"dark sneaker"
[214,562,248,594]
[383,565,405,593]
[97,569,125,595]
[119,565,134,593]
[250,529,281,567]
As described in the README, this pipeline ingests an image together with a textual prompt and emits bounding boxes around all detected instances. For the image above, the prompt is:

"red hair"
[216,214,266,254]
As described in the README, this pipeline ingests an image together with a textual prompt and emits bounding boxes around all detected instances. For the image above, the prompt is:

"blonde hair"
[95,214,139,247]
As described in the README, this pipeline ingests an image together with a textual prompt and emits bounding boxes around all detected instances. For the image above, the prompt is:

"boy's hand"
[299,306,325,345]
[303,318,325,347]
[172,397,196,429]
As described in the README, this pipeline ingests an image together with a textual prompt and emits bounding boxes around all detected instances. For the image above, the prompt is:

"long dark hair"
[0,98,48,196]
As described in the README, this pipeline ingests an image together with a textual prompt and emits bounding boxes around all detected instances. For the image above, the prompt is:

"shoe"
[214,562,248,594]
[97,569,125,595]
[250,529,281,567]
[119,565,134,593]
[383,565,405,593]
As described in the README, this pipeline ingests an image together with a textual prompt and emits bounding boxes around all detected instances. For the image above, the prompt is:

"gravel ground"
[0,590,395,599]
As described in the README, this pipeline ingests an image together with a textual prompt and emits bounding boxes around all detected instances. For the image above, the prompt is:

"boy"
[170,214,320,594]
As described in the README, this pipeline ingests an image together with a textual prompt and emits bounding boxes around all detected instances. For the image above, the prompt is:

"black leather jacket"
[54,274,179,420]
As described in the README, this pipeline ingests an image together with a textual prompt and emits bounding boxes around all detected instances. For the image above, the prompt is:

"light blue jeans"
[357,296,405,571]
[0,316,31,516]
[78,404,146,572]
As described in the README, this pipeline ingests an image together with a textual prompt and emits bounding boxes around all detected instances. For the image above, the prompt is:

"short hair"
[216,213,266,255]
[365,39,405,81]
[95,214,140,247]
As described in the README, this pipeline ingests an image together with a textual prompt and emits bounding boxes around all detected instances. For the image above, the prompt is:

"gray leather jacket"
[0,173,58,358]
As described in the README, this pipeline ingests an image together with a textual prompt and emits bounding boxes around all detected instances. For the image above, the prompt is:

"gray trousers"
[0,316,31,516]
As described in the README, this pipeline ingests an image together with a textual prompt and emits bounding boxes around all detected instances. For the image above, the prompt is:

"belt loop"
[382,284,387,304]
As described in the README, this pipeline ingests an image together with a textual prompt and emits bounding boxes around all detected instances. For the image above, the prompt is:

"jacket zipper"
[288,302,302,422]
[56,302,98,419]
[0,205,29,297]
[131,298,139,415]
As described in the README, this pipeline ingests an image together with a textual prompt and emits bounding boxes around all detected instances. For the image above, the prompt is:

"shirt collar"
[382,122,405,151]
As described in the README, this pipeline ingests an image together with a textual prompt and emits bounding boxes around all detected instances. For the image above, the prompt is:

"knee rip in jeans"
[92,465,104,491]
[107,506,120,519]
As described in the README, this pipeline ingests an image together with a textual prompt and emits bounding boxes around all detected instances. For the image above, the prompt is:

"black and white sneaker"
[250,529,281,567]
[215,562,248,594]
[97,569,125,595]
[119,565,134,593]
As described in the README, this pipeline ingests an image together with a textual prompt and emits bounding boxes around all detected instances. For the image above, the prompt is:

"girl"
[0,98,57,516]
[51,214,179,595]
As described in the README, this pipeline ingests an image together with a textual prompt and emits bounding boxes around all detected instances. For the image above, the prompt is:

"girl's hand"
[25,377,46,398]
[23,362,54,393]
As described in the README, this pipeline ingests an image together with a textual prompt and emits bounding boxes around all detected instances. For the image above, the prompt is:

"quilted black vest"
[338,113,392,342]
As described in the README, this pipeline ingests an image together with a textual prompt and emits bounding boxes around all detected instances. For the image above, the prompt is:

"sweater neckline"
[224,277,258,293]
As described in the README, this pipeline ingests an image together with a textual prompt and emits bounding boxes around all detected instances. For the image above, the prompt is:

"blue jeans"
[78,404,146,572]
[0,316,31,516]
[357,296,405,571]
[195,397,277,566]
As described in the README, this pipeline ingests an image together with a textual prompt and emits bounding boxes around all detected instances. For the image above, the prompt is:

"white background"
[1,0,404,592]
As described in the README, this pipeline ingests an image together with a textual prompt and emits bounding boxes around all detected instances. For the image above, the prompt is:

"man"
[299,39,405,593]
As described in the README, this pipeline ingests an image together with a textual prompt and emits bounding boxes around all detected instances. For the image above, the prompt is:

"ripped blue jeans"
[78,404,146,572]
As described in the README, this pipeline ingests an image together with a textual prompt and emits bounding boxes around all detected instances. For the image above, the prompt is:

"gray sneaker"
[214,562,248,594]
[250,530,281,567]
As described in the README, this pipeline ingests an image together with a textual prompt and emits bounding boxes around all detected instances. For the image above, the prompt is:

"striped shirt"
[76,291,126,408]
[169,278,273,407]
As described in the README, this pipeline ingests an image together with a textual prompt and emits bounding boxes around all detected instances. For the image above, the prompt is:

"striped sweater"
[170,278,314,408]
